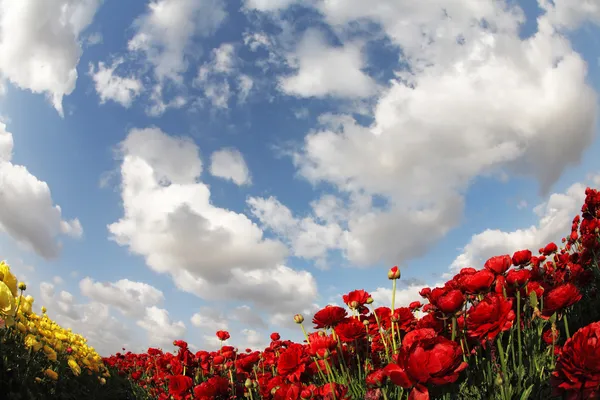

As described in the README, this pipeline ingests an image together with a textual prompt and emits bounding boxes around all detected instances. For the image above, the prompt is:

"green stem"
[564,314,571,339]
[517,291,523,367]
[391,279,397,354]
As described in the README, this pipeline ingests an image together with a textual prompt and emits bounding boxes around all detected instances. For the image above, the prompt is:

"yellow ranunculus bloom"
[0,281,15,314]
[68,359,81,376]
[44,369,58,381]
[0,262,18,297]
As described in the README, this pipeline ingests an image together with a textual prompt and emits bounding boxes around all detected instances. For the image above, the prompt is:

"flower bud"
[293,314,304,324]
[41,306,47,314]
[366,297,374,304]
[388,266,401,280]
[245,378,253,388]
[18,282,26,291]
[495,374,503,386]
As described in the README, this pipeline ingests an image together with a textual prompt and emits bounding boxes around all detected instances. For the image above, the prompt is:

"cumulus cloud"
[137,306,186,350]
[108,127,318,327]
[190,307,229,331]
[39,282,131,356]
[261,2,598,268]
[280,29,377,99]
[539,0,600,30]
[449,178,594,275]
[244,0,298,12]
[0,122,82,259]
[193,43,255,109]
[0,0,102,116]
[128,0,227,83]
[209,148,252,185]
[88,59,143,107]
[79,277,165,317]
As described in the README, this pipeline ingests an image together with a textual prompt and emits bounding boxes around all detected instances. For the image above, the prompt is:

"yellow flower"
[68,359,81,376]
[41,306,47,314]
[44,369,58,381]
[0,262,17,297]
[43,345,57,362]
[0,281,15,314]
[24,334,43,352]
[18,282,26,291]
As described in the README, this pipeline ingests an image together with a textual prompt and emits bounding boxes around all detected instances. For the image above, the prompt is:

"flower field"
[3,186,600,399]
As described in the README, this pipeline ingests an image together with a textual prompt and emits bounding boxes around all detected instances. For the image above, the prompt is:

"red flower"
[430,288,465,314]
[505,269,531,287]
[459,269,495,293]
[552,321,600,399]
[384,328,467,400]
[466,293,514,342]
[409,301,422,311]
[512,249,532,266]
[366,369,387,388]
[484,255,512,275]
[392,307,416,331]
[270,332,281,341]
[193,376,229,399]
[342,289,370,308]
[277,343,307,382]
[312,305,348,329]
[307,332,336,358]
[388,266,401,280]
[543,242,558,255]
[334,317,367,342]
[168,375,193,399]
[216,330,230,341]
[543,283,582,316]
[318,382,351,400]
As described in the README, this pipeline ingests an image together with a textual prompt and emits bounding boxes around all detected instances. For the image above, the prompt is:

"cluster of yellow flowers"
[0,261,109,383]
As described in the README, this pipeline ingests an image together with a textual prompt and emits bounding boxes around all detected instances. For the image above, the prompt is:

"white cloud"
[449,179,593,275]
[539,0,600,30]
[53,276,64,285]
[193,43,255,109]
[39,282,131,356]
[128,0,227,83]
[137,306,186,350]
[517,200,528,210]
[85,32,103,46]
[108,127,318,327]
[190,307,228,331]
[370,284,425,309]
[0,0,102,116]
[0,122,82,259]
[79,277,165,317]
[230,305,268,329]
[88,59,143,107]
[244,0,298,12]
[277,4,597,268]
[146,84,187,117]
[248,196,343,265]
[209,148,252,185]
[237,74,254,103]
[280,29,377,98]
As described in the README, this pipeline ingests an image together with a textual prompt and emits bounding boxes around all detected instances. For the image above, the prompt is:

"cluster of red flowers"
[104,187,600,399]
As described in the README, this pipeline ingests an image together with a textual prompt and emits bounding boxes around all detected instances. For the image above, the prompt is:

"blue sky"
[1,0,600,355]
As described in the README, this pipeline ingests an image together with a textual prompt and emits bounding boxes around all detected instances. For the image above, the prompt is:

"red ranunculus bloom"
[168,375,193,399]
[552,321,600,399]
[193,376,229,399]
[393,307,416,331]
[543,242,559,255]
[505,269,531,287]
[384,328,467,400]
[342,289,370,308]
[312,305,348,329]
[366,369,387,388]
[543,283,582,316]
[512,249,532,266]
[270,332,280,341]
[335,317,367,342]
[466,293,514,343]
[484,255,512,275]
[459,269,495,293]
[277,343,307,382]
[430,288,465,314]
[216,330,230,341]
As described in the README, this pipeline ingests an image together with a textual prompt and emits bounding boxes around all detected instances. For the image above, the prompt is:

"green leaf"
[520,384,535,400]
